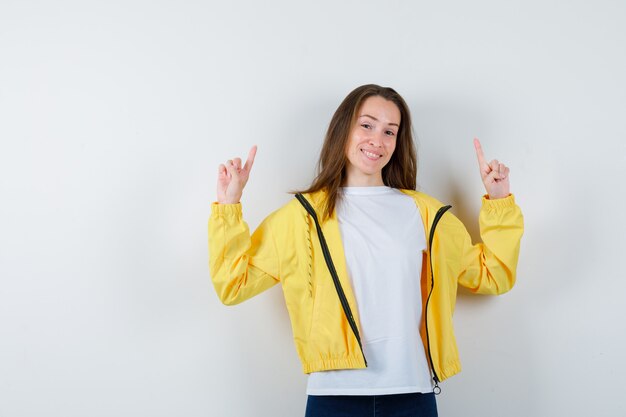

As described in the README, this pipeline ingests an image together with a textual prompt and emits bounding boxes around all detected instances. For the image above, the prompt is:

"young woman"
[209,84,524,416]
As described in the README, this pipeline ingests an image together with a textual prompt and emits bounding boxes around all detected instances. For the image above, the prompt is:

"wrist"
[217,191,242,205]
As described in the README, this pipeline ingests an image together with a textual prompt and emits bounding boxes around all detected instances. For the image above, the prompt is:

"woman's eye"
[386,130,396,136]
[361,123,371,129]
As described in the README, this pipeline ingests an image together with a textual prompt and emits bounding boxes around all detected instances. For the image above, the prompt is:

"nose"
[368,132,384,147]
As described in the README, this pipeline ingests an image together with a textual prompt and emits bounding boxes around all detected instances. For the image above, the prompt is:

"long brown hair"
[292,84,417,222]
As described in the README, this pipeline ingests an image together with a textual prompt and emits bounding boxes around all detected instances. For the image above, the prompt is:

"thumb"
[484,169,500,185]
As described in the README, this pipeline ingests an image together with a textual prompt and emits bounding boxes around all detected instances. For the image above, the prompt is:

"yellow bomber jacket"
[208,189,524,383]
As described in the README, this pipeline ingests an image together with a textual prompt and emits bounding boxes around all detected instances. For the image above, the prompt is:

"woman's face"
[344,95,400,186]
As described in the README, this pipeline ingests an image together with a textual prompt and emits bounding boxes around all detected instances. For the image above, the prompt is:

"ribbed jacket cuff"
[211,202,242,216]
[481,193,516,211]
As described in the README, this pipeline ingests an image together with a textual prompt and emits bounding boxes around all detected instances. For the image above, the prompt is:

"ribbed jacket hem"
[437,359,462,382]
[302,355,367,374]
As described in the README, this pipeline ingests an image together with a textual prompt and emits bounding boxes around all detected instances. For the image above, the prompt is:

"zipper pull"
[433,376,442,395]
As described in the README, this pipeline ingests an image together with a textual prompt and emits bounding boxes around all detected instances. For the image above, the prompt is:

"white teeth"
[362,149,381,159]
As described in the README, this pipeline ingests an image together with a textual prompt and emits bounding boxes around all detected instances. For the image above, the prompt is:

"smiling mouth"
[361,148,382,159]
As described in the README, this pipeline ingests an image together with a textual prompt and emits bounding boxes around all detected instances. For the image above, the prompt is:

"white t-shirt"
[306,186,434,396]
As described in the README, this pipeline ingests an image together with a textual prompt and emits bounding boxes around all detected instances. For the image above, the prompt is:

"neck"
[343,169,384,187]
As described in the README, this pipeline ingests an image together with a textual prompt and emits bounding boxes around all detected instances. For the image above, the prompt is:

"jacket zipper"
[295,194,368,366]
[424,204,452,395]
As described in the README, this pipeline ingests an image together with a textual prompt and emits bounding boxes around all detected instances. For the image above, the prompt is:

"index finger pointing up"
[473,138,488,168]
[243,145,257,172]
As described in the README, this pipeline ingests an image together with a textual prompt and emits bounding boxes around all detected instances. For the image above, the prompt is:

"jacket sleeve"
[208,202,280,305]
[456,194,524,295]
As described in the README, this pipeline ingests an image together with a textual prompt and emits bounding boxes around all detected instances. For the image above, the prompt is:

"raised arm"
[457,139,523,294]
[209,146,280,305]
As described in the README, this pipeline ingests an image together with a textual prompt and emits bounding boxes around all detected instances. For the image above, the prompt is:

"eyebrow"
[359,114,400,127]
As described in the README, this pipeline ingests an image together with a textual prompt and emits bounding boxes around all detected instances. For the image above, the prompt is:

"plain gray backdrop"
[1,0,625,416]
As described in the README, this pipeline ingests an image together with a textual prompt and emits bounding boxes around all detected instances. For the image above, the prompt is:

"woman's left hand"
[473,138,510,199]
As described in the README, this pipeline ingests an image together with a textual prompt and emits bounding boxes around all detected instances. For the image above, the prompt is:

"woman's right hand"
[217,145,257,204]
